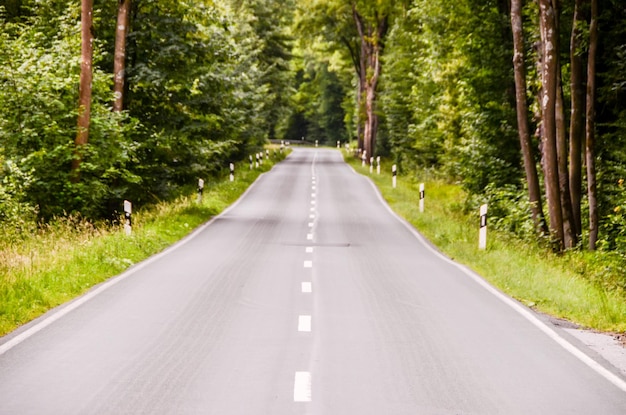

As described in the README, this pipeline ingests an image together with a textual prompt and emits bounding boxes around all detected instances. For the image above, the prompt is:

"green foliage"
[0,0,296,224]
[380,0,519,193]
[284,45,350,144]
[0,1,139,220]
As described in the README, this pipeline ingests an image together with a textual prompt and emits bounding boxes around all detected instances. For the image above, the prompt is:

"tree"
[586,0,599,249]
[297,0,396,157]
[538,0,564,249]
[352,3,390,158]
[113,0,131,112]
[510,0,548,236]
[569,0,585,237]
[72,0,94,180]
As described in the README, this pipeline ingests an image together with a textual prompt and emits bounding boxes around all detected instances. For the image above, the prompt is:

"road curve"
[0,148,625,414]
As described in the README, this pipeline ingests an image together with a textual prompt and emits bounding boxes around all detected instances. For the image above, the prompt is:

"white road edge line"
[0,153,293,356]
[357,166,626,394]
[294,371,312,402]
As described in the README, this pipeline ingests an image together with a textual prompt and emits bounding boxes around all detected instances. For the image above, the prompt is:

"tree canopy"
[2,0,626,254]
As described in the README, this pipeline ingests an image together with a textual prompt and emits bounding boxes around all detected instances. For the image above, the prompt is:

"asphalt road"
[1,148,625,414]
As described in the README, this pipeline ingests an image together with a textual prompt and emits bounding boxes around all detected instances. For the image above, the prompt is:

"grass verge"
[348,155,626,333]
[0,150,288,337]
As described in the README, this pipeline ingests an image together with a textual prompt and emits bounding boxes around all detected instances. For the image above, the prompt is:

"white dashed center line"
[305,247,313,253]
[303,260,312,268]
[301,282,312,293]
[294,372,312,402]
[298,315,312,332]
[307,234,313,240]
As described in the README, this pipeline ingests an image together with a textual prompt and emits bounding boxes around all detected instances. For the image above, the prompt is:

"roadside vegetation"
[348,154,626,333]
[3,0,626,337]
[0,150,287,337]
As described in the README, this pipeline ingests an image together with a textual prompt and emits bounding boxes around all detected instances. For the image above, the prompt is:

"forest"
[1,0,626,259]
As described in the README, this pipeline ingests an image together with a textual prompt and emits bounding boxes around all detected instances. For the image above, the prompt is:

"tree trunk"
[71,0,94,180]
[352,6,387,160]
[556,67,577,248]
[510,0,548,236]
[113,0,131,112]
[353,7,367,152]
[553,0,576,248]
[569,0,585,238]
[586,0,599,250]
[539,0,564,250]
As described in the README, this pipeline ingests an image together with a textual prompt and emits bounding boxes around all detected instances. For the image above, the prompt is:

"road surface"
[1,148,625,414]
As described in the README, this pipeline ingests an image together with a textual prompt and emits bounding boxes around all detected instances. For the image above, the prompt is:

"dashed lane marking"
[294,371,312,402]
[298,315,311,332]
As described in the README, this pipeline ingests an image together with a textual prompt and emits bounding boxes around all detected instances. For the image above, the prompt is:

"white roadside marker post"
[266,149,269,159]
[337,141,340,149]
[249,155,253,170]
[479,204,488,250]
[362,150,367,167]
[392,164,397,188]
[123,200,132,236]
[419,183,425,213]
[197,179,204,204]
[315,140,318,148]
[280,141,284,153]
[370,157,374,174]
[376,156,381,175]
[230,163,235,182]
[256,153,260,168]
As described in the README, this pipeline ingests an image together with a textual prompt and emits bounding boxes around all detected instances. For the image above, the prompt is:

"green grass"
[0,150,288,337]
[348,154,626,333]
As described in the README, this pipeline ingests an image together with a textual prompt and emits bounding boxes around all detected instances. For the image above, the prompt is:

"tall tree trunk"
[113,0,131,112]
[539,0,564,250]
[363,44,382,160]
[71,0,94,180]
[557,67,577,248]
[569,0,585,237]
[552,0,576,248]
[510,0,548,236]
[352,6,387,160]
[586,0,599,250]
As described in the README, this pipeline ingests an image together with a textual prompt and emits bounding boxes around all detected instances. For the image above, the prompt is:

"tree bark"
[71,0,94,180]
[569,0,585,238]
[113,0,131,112]
[586,0,599,250]
[353,7,367,152]
[556,65,577,248]
[539,0,564,250]
[551,0,576,249]
[352,6,387,160]
[510,0,548,236]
